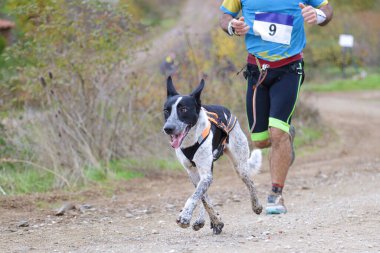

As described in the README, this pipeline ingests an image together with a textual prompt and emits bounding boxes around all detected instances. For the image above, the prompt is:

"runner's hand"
[231,17,250,36]
[299,3,317,25]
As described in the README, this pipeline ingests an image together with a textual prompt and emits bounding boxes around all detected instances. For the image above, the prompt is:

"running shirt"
[220,0,328,61]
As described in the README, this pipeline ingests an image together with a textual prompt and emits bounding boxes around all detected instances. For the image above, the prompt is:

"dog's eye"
[163,109,169,115]
[179,107,187,113]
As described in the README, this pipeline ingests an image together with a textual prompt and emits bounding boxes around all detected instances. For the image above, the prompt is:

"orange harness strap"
[183,108,238,164]
[200,120,211,141]
[203,108,237,145]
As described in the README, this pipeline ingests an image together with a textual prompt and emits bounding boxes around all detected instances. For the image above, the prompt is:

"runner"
[219,1,333,214]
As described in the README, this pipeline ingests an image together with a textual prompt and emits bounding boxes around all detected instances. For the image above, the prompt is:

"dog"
[163,76,263,234]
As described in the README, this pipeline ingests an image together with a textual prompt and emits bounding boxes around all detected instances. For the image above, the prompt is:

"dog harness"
[181,105,237,167]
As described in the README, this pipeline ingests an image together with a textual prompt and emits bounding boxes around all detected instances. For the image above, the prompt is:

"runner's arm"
[220,13,250,36]
[220,13,234,34]
[300,2,333,26]
[318,3,333,26]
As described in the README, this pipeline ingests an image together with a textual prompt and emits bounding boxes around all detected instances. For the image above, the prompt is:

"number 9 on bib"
[253,12,294,45]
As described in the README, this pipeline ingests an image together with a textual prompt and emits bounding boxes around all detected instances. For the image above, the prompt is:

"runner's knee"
[254,139,271,149]
[269,127,289,146]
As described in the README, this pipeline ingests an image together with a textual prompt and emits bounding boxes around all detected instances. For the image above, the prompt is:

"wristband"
[315,8,327,25]
[227,20,235,36]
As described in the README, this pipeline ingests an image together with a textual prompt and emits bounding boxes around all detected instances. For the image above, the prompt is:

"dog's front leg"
[177,164,213,229]
[186,168,206,231]
[201,194,224,234]
[186,168,224,233]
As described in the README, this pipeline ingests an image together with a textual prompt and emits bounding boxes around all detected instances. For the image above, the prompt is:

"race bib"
[253,13,294,45]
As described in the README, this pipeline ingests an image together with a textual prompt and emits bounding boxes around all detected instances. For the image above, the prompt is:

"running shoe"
[266,192,287,215]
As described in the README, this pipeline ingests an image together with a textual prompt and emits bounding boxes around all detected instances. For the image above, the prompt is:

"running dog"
[163,76,263,235]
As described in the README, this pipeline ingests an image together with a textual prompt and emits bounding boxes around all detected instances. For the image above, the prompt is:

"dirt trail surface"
[130,0,220,73]
[1,0,380,251]
[1,91,379,253]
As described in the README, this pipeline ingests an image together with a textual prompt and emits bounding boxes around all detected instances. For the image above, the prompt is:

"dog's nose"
[163,125,175,135]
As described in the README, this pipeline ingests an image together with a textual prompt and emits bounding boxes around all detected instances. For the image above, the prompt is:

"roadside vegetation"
[0,0,379,195]
[305,72,380,92]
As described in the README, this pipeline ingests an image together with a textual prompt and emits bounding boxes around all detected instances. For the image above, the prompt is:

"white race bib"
[253,12,294,45]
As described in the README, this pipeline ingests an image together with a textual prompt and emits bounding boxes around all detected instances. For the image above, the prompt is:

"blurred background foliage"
[0,0,379,194]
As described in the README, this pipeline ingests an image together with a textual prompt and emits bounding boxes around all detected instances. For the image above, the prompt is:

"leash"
[236,64,247,76]
[250,56,269,132]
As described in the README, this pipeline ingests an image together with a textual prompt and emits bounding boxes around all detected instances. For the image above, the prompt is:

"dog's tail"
[247,149,262,176]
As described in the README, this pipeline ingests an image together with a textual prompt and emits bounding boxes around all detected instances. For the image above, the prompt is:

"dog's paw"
[192,220,205,231]
[210,221,224,235]
[253,204,263,215]
[176,214,191,229]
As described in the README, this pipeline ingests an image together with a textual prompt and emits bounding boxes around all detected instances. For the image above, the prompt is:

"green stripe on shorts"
[286,62,303,124]
[269,117,290,133]
[251,130,269,141]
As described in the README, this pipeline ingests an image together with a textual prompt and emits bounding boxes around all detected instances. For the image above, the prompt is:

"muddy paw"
[253,204,263,215]
[176,216,190,229]
[210,222,224,235]
[192,220,205,231]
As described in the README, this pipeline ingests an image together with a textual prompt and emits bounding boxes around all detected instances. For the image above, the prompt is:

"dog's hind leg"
[225,122,263,215]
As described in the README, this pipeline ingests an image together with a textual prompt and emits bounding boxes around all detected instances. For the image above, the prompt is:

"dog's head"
[163,76,205,149]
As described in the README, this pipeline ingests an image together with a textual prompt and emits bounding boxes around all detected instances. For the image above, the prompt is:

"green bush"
[0,36,5,54]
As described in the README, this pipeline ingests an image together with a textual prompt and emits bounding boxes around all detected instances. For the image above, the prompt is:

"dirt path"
[129,0,220,74]
[1,0,380,251]
[1,90,379,252]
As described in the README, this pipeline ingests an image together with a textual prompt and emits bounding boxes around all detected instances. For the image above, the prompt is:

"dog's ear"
[167,76,179,98]
[190,79,205,105]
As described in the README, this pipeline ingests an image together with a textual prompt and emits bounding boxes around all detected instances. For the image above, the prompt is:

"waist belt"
[247,53,303,68]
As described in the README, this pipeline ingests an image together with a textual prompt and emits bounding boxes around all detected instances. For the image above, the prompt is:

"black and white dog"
[163,76,262,234]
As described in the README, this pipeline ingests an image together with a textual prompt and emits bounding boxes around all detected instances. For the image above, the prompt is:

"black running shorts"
[245,60,305,141]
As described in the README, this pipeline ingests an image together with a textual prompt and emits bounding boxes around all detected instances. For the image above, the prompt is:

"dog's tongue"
[170,132,185,149]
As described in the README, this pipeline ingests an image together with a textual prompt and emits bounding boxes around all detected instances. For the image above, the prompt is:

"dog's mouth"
[170,126,191,149]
